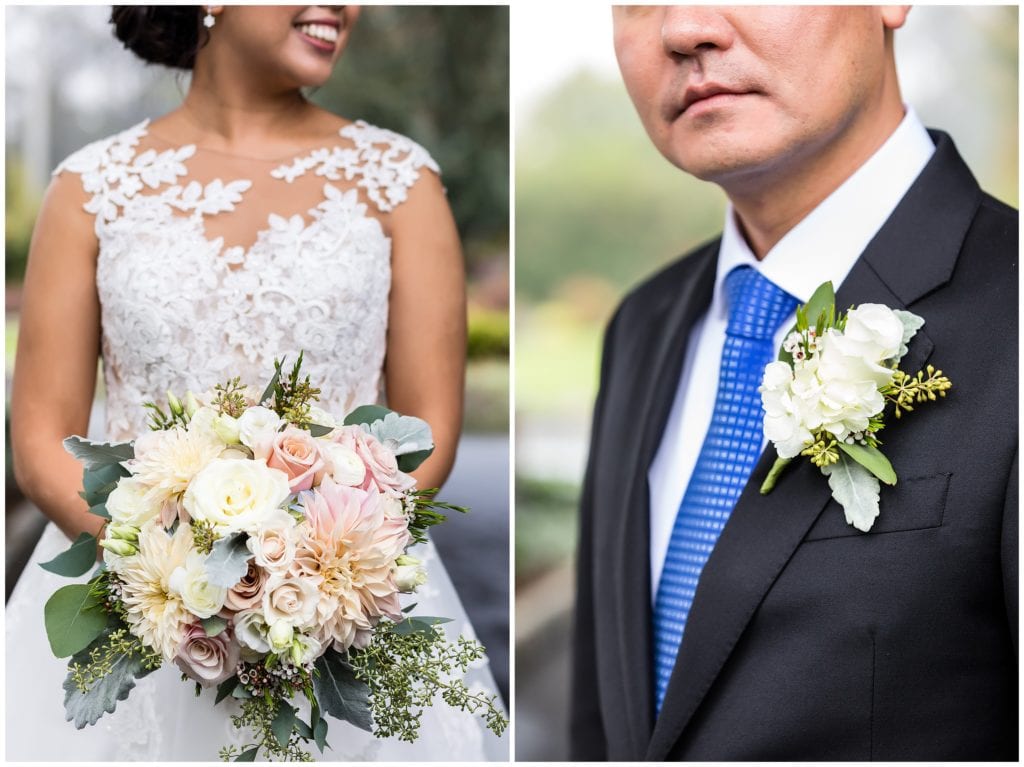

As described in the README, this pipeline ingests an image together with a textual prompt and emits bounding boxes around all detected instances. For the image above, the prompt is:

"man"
[571,6,1017,760]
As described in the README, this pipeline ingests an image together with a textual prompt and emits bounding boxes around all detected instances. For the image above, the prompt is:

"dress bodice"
[54,119,439,440]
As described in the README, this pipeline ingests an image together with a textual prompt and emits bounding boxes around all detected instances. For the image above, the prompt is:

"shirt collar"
[712,106,936,318]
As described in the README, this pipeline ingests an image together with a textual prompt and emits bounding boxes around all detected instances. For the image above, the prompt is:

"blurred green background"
[514,6,1018,760]
[5,4,510,704]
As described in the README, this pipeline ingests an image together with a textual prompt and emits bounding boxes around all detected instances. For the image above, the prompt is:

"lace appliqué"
[54,118,436,441]
[270,120,440,212]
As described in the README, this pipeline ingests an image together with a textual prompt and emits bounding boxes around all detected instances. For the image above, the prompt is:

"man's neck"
[726,101,906,260]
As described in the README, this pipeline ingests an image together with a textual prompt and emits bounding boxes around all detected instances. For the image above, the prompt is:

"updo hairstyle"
[109,6,208,70]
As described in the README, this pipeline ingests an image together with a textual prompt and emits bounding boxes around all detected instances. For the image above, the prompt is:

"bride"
[7,5,505,761]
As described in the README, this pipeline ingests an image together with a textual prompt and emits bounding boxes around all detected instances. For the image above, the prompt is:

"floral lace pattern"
[54,119,438,440]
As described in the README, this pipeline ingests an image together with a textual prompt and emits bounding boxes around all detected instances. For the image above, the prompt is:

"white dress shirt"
[648,108,936,595]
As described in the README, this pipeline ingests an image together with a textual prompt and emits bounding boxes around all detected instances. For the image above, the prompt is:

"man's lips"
[669,83,757,119]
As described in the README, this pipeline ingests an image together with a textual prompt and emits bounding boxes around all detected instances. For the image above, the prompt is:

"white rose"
[262,573,319,628]
[234,608,271,653]
[183,458,291,536]
[811,331,889,440]
[246,510,298,572]
[106,477,162,528]
[237,407,285,461]
[168,551,228,619]
[268,620,295,652]
[843,303,905,363]
[321,443,367,486]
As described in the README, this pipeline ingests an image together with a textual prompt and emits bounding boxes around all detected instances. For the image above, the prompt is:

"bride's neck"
[183,66,313,146]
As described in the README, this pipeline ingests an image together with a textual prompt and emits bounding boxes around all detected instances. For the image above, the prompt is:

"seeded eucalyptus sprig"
[263,352,322,426]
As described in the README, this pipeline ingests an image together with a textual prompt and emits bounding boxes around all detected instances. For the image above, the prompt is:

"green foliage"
[884,365,953,418]
[39,531,98,577]
[315,6,509,262]
[63,623,161,728]
[517,70,724,304]
[467,308,509,360]
[44,582,108,658]
[407,488,467,545]
[205,533,253,589]
[312,650,373,732]
[838,442,897,486]
[63,437,135,470]
[347,619,508,742]
[265,353,322,426]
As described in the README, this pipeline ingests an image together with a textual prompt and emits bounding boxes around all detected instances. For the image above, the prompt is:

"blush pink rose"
[267,427,325,492]
[334,425,415,495]
[222,560,268,612]
[174,623,241,687]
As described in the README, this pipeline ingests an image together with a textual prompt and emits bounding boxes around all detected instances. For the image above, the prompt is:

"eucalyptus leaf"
[397,448,434,473]
[271,703,296,747]
[234,747,258,761]
[215,677,238,705]
[295,717,313,739]
[779,281,835,361]
[231,684,253,700]
[393,616,452,637]
[88,502,111,520]
[201,615,228,637]
[44,583,108,658]
[313,717,329,752]
[822,454,881,532]
[313,651,373,732]
[63,436,134,470]
[62,623,157,728]
[343,404,393,428]
[205,534,253,589]
[892,309,925,363]
[838,442,897,486]
[39,532,98,578]
[82,463,127,506]
[308,423,333,437]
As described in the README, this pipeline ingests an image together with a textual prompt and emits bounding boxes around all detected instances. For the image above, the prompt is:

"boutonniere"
[758,282,951,532]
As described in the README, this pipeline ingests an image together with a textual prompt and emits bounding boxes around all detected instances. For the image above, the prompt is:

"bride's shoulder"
[276,112,441,213]
[52,119,154,178]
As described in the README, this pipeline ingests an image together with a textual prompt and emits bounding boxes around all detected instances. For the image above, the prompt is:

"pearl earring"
[203,8,215,29]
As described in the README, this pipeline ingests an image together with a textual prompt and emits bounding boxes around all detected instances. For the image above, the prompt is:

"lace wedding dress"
[5,119,507,761]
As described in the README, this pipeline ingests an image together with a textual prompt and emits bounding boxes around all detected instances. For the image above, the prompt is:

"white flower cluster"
[101,392,432,687]
[760,304,907,458]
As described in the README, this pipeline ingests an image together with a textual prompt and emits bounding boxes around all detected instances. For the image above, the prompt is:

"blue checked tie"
[652,266,798,713]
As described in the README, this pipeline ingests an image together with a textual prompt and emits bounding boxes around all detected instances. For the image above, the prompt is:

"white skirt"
[6,522,508,761]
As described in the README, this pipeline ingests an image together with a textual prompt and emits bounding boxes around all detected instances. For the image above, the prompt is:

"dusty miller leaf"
[892,309,925,364]
[205,534,253,589]
[822,454,881,532]
[63,437,135,470]
[313,650,372,732]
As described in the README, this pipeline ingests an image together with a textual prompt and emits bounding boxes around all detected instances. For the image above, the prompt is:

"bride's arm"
[10,172,104,542]
[385,170,466,492]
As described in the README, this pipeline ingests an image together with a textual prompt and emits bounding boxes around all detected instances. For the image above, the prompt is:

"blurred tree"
[315,6,509,264]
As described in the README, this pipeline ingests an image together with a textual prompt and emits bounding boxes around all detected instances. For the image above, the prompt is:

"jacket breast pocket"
[803,472,952,542]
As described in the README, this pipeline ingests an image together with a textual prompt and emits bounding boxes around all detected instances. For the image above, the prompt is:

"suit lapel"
[645,129,981,760]
[611,245,717,755]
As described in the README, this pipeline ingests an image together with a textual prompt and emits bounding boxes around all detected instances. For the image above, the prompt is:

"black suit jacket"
[570,130,1018,761]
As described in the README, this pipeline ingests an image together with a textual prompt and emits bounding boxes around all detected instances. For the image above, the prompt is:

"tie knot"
[724,266,798,341]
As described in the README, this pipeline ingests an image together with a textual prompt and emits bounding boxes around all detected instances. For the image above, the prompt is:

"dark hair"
[110,6,208,70]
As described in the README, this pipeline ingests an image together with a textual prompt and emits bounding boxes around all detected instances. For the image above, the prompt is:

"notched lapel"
[612,247,717,755]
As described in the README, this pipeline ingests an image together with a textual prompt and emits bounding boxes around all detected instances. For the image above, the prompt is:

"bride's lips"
[293,18,341,55]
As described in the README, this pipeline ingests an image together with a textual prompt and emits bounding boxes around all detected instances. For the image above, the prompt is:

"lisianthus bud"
[213,414,242,445]
[394,555,427,592]
[167,390,184,417]
[99,538,137,557]
[107,522,140,542]
[184,391,201,418]
[268,620,294,652]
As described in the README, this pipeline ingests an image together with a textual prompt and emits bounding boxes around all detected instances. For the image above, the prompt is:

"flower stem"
[760,456,792,494]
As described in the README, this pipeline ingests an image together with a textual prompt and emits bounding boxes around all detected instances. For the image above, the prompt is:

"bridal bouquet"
[42,355,507,761]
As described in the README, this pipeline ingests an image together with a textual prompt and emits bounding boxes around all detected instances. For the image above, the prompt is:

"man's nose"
[661,6,735,58]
